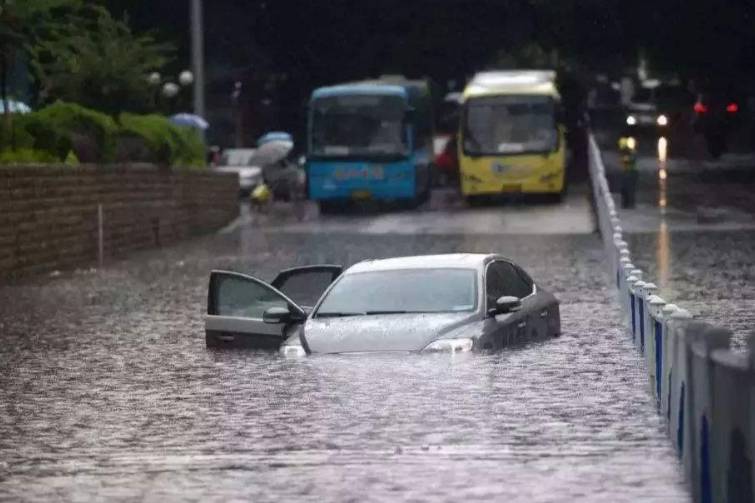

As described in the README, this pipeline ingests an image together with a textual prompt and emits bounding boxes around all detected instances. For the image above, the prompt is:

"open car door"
[204,265,342,349]
[271,265,343,311]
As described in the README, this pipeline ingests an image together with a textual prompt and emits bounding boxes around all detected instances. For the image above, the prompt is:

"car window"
[316,268,477,315]
[275,270,335,308]
[486,261,532,305]
[214,275,288,318]
[514,265,534,294]
[220,149,256,166]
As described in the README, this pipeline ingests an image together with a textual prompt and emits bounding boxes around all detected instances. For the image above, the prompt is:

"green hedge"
[33,101,118,162]
[0,101,205,168]
[118,113,205,168]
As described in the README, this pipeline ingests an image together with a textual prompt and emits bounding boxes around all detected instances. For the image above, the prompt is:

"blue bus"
[306,80,433,211]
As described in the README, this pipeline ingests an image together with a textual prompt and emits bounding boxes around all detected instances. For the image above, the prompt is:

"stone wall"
[0,165,238,280]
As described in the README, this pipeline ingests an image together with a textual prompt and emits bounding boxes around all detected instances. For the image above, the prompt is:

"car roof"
[345,253,505,274]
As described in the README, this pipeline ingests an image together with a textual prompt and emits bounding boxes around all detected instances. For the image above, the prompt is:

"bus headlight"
[656,114,668,126]
[626,115,637,126]
[423,338,474,353]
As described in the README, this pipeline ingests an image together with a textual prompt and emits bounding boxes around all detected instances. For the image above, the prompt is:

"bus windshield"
[463,95,557,155]
[310,95,410,159]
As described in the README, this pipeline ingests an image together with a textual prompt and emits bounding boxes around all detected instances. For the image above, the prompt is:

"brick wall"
[0,165,238,280]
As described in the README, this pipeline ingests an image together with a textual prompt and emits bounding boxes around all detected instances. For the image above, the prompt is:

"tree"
[29,5,173,114]
[0,0,81,148]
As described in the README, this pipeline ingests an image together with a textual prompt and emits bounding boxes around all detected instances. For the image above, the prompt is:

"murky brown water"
[0,219,689,501]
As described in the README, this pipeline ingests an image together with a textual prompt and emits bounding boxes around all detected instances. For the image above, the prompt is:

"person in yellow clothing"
[618,136,637,208]
[250,183,272,211]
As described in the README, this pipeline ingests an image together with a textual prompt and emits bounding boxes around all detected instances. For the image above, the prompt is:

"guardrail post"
[647,294,666,404]
[689,325,732,503]
[660,303,680,421]
[633,279,647,351]
[626,275,640,341]
[667,309,694,462]
[642,282,658,357]
[618,254,631,289]
[709,335,754,503]
[621,263,635,320]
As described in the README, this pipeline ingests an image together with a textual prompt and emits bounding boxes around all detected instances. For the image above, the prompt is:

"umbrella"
[0,99,32,114]
[169,113,209,130]
[252,139,293,166]
[257,131,293,145]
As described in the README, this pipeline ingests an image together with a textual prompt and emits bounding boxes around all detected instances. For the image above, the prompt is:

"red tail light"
[726,103,739,113]
[694,102,708,114]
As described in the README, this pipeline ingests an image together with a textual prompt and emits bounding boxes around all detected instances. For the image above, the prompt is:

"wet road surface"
[600,132,755,347]
[0,186,689,501]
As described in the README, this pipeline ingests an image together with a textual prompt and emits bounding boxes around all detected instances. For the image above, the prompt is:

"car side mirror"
[490,296,521,316]
[263,306,303,324]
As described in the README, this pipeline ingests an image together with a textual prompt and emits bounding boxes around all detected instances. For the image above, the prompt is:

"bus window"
[464,96,557,155]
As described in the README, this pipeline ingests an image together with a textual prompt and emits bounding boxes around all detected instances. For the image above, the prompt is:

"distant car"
[204,253,561,354]
[692,91,745,158]
[215,148,262,198]
[624,82,694,134]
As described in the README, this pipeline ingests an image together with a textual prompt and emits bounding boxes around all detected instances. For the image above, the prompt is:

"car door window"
[274,270,335,307]
[212,274,290,319]
[271,266,342,308]
[486,261,532,307]
[502,263,531,298]
[486,262,508,306]
[513,265,535,296]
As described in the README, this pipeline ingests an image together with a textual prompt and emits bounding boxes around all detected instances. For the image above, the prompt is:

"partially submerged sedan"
[204,254,560,354]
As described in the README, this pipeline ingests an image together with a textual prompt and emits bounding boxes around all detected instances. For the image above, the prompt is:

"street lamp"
[179,70,194,87]
[147,70,194,114]
[162,82,180,99]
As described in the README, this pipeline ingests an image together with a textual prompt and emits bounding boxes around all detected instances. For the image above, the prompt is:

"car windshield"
[315,268,477,316]
[310,94,409,158]
[463,95,556,155]
[632,88,653,102]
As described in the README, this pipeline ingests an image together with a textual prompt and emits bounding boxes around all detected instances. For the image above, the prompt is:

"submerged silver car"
[204,253,560,354]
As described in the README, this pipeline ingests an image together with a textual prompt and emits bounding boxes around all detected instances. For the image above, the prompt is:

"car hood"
[303,312,476,353]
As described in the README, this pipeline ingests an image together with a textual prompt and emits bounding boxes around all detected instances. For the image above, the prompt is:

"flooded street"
[0,187,689,501]
[600,136,755,346]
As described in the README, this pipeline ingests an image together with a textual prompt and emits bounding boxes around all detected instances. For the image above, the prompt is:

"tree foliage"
[29,5,173,114]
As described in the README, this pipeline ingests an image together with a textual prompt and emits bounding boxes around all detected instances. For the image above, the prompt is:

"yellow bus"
[458,70,566,201]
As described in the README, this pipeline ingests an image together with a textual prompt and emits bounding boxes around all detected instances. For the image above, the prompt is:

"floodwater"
[0,190,689,501]
[601,136,755,347]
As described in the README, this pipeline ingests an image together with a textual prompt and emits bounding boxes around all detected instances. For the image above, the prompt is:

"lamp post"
[148,71,162,109]
[190,0,205,119]
[162,82,180,114]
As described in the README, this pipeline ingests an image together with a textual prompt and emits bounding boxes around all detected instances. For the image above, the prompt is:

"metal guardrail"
[588,133,755,502]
